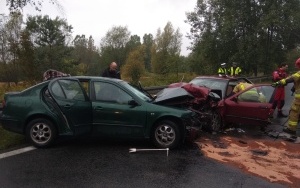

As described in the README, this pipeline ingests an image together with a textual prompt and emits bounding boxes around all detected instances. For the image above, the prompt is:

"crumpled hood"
[154,87,194,103]
[153,83,211,104]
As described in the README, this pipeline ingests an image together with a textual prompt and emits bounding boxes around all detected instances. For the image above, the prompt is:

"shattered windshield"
[190,78,227,91]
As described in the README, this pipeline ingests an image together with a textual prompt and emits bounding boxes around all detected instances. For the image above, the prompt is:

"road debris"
[238,140,247,144]
[250,149,268,156]
[129,148,169,156]
[196,131,300,187]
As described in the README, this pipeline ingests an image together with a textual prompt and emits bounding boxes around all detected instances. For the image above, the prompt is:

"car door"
[223,84,275,126]
[92,81,147,138]
[48,78,92,135]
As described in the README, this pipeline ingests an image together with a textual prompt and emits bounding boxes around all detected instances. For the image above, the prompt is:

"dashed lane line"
[0,146,36,159]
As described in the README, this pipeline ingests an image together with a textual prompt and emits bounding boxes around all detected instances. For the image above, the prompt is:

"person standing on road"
[101,62,121,79]
[228,62,242,77]
[218,63,228,77]
[271,63,289,118]
[272,58,300,143]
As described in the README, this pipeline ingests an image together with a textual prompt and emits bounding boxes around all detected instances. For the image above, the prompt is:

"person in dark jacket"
[101,62,121,79]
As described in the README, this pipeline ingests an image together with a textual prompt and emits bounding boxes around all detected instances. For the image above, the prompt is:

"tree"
[25,15,73,71]
[126,34,141,52]
[100,26,131,70]
[143,33,154,71]
[18,30,39,82]
[0,12,23,84]
[6,0,62,12]
[122,45,146,85]
[186,0,300,76]
[151,22,182,75]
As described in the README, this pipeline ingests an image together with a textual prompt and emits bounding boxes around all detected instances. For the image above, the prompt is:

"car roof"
[73,76,123,83]
[192,75,252,83]
[193,75,238,81]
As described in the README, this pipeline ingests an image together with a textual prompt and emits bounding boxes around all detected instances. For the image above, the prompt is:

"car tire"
[151,120,181,149]
[203,110,222,132]
[26,118,57,148]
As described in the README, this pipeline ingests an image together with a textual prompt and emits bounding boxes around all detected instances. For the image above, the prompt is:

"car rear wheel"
[151,120,181,149]
[26,118,57,148]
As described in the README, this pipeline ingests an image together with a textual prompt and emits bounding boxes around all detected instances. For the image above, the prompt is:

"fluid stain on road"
[195,131,300,187]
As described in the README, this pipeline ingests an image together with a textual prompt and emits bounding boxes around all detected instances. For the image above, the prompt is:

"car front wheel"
[203,110,222,132]
[151,120,181,149]
[26,118,57,148]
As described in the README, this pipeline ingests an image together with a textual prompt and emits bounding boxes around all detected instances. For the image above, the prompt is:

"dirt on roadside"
[195,127,300,188]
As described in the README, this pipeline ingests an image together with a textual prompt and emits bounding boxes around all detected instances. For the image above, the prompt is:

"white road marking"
[0,146,36,159]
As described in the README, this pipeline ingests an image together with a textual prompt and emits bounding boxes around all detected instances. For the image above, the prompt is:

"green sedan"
[0,76,198,149]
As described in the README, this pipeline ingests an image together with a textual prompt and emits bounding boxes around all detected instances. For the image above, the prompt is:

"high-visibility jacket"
[233,82,253,93]
[218,67,227,75]
[280,71,300,99]
[277,71,300,132]
[233,82,261,102]
[228,66,242,76]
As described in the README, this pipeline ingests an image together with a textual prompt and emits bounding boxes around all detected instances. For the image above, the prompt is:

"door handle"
[94,106,103,111]
[64,104,71,109]
[259,106,268,109]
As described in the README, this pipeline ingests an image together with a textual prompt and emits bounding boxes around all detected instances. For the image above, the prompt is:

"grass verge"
[0,125,25,151]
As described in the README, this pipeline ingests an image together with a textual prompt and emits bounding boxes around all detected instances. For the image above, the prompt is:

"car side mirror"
[128,100,139,106]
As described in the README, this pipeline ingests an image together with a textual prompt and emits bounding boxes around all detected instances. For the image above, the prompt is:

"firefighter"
[232,80,260,102]
[228,62,242,77]
[218,63,227,77]
[271,63,288,118]
[272,58,300,141]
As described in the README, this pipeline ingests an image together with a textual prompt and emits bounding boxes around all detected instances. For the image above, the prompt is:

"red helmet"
[295,58,300,68]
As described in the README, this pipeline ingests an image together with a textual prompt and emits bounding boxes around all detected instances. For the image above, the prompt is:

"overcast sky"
[1,0,197,56]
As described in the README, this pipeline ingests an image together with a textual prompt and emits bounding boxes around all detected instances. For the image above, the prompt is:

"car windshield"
[190,78,227,90]
[120,81,152,102]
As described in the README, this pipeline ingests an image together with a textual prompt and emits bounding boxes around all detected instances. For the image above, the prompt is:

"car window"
[51,81,65,98]
[190,78,227,98]
[237,85,272,103]
[256,85,275,103]
[50,80,85,101]
[190,78,227,90]
[94,82,132,104]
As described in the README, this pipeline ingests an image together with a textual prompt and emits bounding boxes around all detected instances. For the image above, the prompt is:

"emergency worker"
[232,80,260,102]
[228,62,242,77]
[218,63,227,76]
[272,64,288,117]
[272,58,300,140]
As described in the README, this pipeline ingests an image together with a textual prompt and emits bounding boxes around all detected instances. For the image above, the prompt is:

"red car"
[155,76,275,132]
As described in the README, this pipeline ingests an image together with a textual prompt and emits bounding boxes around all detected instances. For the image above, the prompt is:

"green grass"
[0,125,25,151]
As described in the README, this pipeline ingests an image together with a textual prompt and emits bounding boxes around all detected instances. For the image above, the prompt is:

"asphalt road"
[0,138,285,188]
[0,84,294,188]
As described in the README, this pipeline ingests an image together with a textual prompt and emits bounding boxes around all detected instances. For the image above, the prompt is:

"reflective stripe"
[218,68,227,74]
[240,84,245,90]
[245,90,257,95]
[288,120,298,126]
[295,93,300,98]
[229,67,241,76]
[294,73,300,78]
